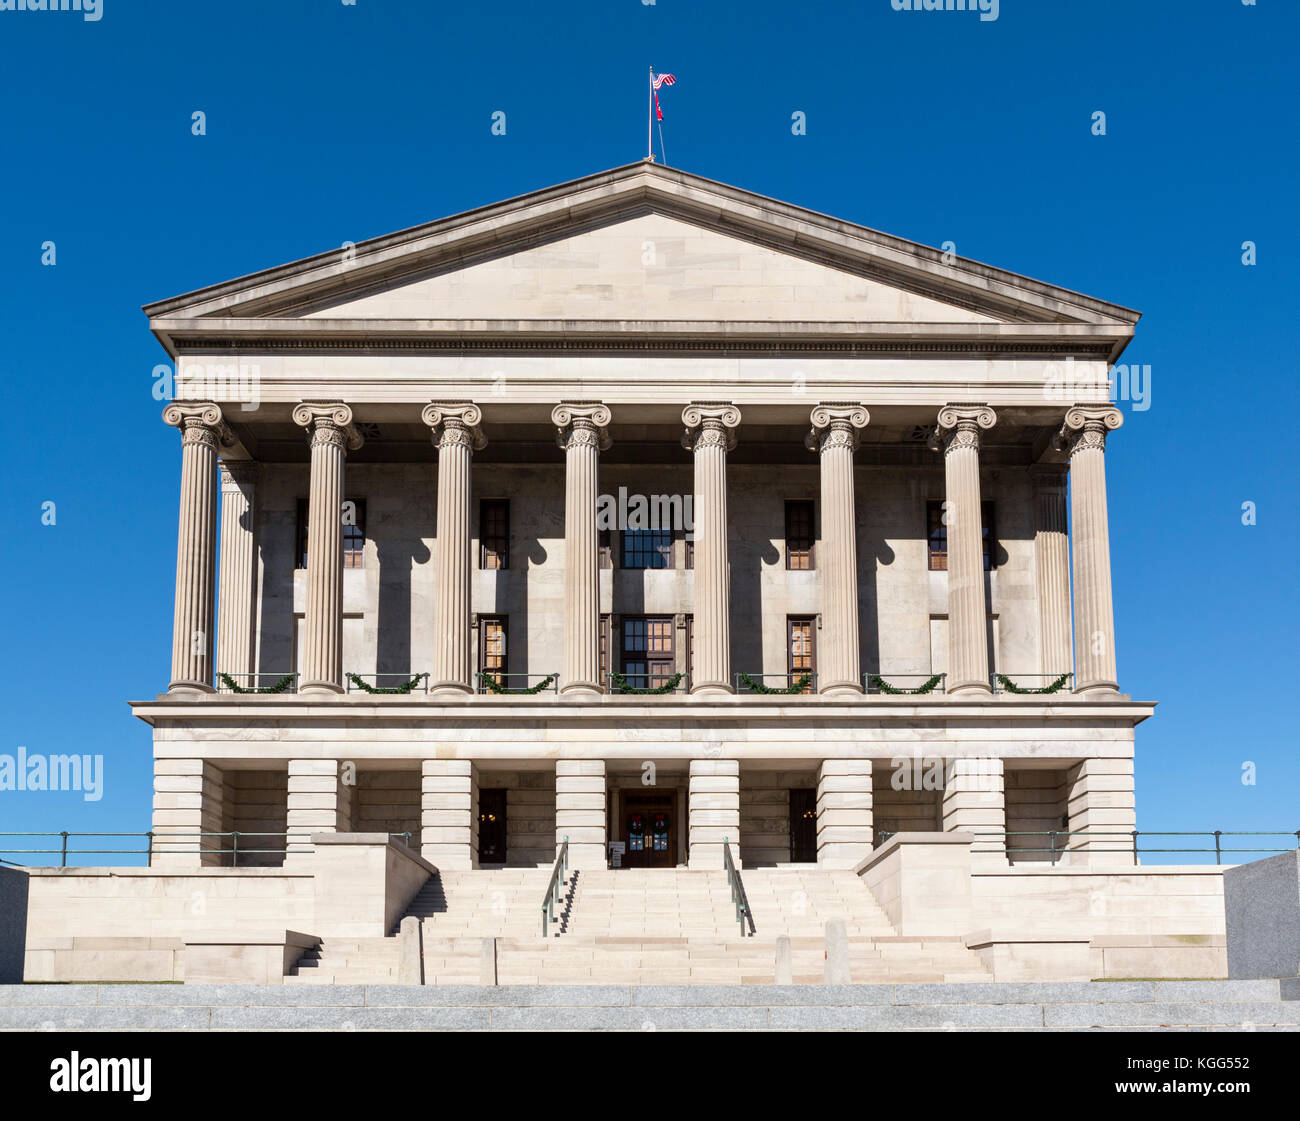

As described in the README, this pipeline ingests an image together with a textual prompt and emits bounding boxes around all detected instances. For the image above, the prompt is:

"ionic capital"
[681,402,741,452]
[292,402,364,451]
[163,401,235,450]
[1056,405,1123,456]
[422,401,487,452]
[552,402,612,452]
[929,403,997,456]
[806,403,869,454]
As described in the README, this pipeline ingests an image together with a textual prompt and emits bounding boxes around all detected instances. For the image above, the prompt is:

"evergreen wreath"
[219,673,295,695]
[478,672,558,695]
[347,673,425,695]
[737,672,814,695]
[994,673,1071,695]
[868,674,943,695]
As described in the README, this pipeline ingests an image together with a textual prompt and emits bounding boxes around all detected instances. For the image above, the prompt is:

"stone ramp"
[3,981,1297,1030]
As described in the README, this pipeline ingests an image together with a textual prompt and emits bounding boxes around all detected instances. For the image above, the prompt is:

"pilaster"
[688,758,740,869]
[1029,463,1073,678]
[421,759,477,869]
[816,758,874,867]
[216,461,259,683]
[556,759,607,869]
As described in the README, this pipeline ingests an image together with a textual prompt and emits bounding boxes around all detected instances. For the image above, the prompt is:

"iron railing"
[605,671,688,694]
[864,672,946,695]
[733,672,817,695]
[477,672,561,695]
[990,673,1074,695]
[874,829,1300,866]
[0,831,413,868]
[345,672,429,694]
[214,671,299,694]
[542,836,570,937]
[722,836,754,936]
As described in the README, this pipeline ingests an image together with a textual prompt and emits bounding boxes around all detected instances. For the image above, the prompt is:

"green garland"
[478,672,558,695]
[219,673,295,695]
[610,671,683,695]
[738,672,814,695]
[347,673,425,695]
[995,673,1071,695]
[869,674,943,695]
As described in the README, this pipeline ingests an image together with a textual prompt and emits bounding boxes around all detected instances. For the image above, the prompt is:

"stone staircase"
[288,865,992,985]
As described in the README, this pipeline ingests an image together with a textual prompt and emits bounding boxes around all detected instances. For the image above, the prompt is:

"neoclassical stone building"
[137,162,1147,877]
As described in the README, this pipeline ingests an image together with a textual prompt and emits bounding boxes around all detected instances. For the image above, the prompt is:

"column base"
[947,678,992,697]
[1073,680,1120,696]
[299,680,344,695]
[690,681,734,696]
[168,680,215,695]
[429,680,474,696]
[559,681,603,697]
[818,680,864,697]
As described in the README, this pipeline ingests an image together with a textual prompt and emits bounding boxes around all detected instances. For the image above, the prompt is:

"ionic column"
[1059,406,1123,693]
[682,403,741,694]
[930,405,997,695]
[807,404,869,694]
[422,403,486,694]
[217,461,259,683]
[1029,464,1073,678]
[556,760,606,870]
[553,403,612,695]
[688,759,739,870]
[163,402,230,692]
[292,403,364,694]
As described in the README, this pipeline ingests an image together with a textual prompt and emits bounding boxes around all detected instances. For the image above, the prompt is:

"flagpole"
[647,66,654,161]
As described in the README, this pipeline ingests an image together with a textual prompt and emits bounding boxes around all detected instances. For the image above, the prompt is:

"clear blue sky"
[1,0,1296,863]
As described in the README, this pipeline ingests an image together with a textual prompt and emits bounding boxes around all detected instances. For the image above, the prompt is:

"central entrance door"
[620,790,676,869]
[478,788,507,864]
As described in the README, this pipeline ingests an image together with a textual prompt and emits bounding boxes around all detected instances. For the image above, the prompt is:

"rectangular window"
[787,617,816,693]
[297,498,366,569]
[620,528,674,569]
[785,500,815,570]
[478,616,508,687]
[621,615,675,689]
[927,500,996,572]
[479,499,509,570]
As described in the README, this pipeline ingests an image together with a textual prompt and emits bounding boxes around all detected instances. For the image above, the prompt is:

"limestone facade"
[138,162,1147,877]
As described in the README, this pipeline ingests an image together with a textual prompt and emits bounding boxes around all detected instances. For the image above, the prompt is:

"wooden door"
[789,788,817,863]
[622,791,675,869]
[479,788,507,864]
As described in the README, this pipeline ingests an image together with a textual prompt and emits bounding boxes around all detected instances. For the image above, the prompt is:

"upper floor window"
[621,615,675,689]
[480,499,509,570]
[926,500,996,572]
[785,500,815,570]
[296,497,367,570]
[787,617,816,694]
[479,615,508,686]
[621,528,674,569]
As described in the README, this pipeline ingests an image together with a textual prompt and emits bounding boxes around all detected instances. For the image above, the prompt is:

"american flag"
[651,71,676,121]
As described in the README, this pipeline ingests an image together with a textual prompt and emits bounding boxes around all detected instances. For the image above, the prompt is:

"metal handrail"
[542,836,569,937]
[972,829,1300,866]
[477,672,561,695]
[733,672,817,694]
[605,671,687,694]
[345,672,429,694]
[990,672,1074,695]
[0,830,413,868]
[864,672,946,695]
[722,836,754,936]
[214,671,299,694]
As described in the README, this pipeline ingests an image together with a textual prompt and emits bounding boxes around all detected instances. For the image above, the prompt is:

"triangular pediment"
[144,163,1138,353]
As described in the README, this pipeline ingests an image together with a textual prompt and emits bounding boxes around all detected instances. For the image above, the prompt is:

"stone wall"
[1005,767,1069,863]
[352,769,421,845]
[220,768,288,867]
[739,769,816,865]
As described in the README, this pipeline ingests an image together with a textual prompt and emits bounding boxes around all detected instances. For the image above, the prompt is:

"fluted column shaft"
[1061,406,1123,693]
[163,403,227,692]
[1030,464,1073,678]
[217,462,258,681]
[553,404,611,694]
[423,403,486,694]
[293,403,363,694]
[683,404,741,694]
[933,405,997,695]
[809,405,869,694]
